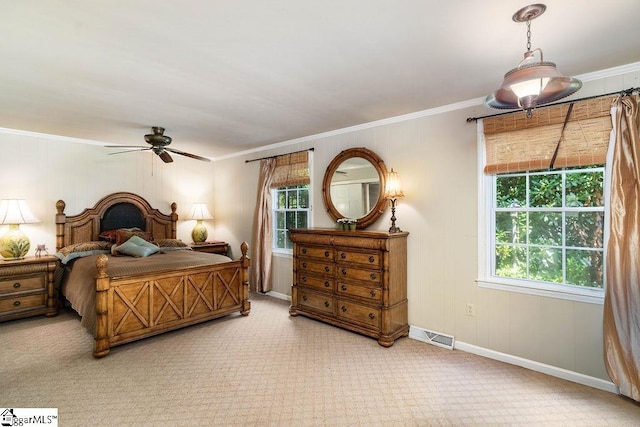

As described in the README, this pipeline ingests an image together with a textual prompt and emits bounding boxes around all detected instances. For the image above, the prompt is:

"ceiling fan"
[106,127,210,163]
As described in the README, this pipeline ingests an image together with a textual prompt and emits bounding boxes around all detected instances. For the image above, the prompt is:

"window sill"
[272,249,293,257]
[477,277,604,305]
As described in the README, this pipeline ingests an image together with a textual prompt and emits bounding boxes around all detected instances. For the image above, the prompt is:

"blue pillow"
[114,236,160,257]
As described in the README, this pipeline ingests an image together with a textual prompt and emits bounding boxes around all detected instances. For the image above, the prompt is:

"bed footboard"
[93,242,251,358]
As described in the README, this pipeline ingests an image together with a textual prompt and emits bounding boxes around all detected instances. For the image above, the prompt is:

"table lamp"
[188,203,213,244]
[0,199,41,260]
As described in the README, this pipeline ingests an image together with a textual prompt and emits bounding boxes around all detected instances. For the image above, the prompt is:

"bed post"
[55,200,66,252]
[240,241,251,316]
[170,202,178,239]
[94,254,111,358]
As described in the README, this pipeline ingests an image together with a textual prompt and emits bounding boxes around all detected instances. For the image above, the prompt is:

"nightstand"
[189,241,229,255]
[0,256,58,322]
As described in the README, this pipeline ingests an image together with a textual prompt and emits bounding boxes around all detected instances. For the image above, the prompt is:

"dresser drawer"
[298,274,334,292]
[336,249,381,269]
[298,289,334,314]
[0,275,45,293]
[297,259,334,276]
[337,266,381,284]
[336,299,380,329]
[0,293,46,314]
[297,245,334,261]
[336,282,382,302]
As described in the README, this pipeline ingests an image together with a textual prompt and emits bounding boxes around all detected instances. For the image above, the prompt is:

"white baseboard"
[455,341,618,394]
[265,291,291,302]
[409,325,619,395]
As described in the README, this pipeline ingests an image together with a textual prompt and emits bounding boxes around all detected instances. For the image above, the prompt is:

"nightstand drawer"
[0,275,45,293]
[0,293,46,314]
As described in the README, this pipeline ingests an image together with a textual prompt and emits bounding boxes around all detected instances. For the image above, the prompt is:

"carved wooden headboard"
[55,192,178,251]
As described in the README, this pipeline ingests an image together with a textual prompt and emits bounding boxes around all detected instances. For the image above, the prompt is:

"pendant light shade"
[485,4,581,117]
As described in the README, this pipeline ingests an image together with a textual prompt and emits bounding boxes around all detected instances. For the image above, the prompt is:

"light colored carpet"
[2,293,639,426]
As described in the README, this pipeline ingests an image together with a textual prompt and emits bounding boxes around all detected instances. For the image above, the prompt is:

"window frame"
[272,184,311,254]
[477,126,606,305]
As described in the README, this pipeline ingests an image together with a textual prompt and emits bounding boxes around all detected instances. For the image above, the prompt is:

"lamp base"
[192,220,208,244]
[0,224,30,260]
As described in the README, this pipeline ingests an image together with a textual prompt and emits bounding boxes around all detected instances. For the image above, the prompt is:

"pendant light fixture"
[485,4,582,118]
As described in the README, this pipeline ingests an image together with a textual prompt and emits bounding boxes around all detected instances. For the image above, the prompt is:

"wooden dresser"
[0,256,58,322]
[289,228,408,346]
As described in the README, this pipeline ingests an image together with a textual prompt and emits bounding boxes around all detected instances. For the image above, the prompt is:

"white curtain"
[250,158,276,293]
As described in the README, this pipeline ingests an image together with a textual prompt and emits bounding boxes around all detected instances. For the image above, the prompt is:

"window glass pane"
[299,188,309,208]
[529,247,562,283]
[275,211,285,229]
[287,189,298,209]
[275,230,287,249]
[566,249,603,288]
[495,212,526,244]
[285,211,296,228]
[496,176,526,208]
[530,173,562,207]
[285,232,293,250]
[566,211,604,248]
[566,171,604,207]
[495,245,527,279]
[277,191,286,209]
[296,211,308,229]
[529,212,562,246]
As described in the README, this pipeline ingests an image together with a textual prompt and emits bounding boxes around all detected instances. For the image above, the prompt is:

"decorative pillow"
[54,241,113,264]
[98,229,119,243]
[112,235,160,258]
[115,228,154,246]
[155,239,191,251]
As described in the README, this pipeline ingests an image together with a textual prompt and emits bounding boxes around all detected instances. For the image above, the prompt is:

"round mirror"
[322,147,388,229]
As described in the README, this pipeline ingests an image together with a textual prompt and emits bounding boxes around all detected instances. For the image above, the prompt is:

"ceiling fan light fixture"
[485,4,581,118]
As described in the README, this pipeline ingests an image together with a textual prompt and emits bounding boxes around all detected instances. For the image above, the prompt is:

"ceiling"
[2,1,640,159]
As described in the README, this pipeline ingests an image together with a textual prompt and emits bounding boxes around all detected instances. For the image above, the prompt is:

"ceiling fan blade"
[165,147,211,162]
[105,145,148,149]
[158,150,173,163]
[108,148,152,155]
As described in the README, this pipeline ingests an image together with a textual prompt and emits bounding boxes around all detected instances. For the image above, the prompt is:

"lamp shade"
[0,199,40,224]
[384,169,405,200]
[188,203,213,221]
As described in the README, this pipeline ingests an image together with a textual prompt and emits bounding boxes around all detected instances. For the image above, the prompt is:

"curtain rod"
[466,86,640,122]
[245,147,314,163]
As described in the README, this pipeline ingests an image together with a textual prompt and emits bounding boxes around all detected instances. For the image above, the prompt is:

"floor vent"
[409,326,455,350]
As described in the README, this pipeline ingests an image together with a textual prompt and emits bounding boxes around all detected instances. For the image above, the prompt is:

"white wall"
[0,131,217,254]
[214,68,640,384]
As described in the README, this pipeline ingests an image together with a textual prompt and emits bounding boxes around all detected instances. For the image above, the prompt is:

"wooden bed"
[55,192,250,358]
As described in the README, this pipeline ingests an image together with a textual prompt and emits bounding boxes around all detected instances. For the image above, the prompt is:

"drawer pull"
[324,301,330,308]
[302,248,307,254]
[324,251,330,258]
[370,273,377,280]
[302,262,307,268]
[13,282,21,289]
[340,252,346,259]
[369,256,375,263]
[302,295,308,301]
[341,305,347,312]
[370,290,376,298]
[341,285,347,291]
[324,266,330,273]
[369,313,375,320]
[302,277,307,283]
[13,301,21,307]
[324,282,330,288]
[341,269,347,275]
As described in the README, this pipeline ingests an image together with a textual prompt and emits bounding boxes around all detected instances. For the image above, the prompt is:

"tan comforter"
[59,250,232,332]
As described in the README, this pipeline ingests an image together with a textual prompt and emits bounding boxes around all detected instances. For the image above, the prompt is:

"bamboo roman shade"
[483,96,615,174]
[269,151,310,188]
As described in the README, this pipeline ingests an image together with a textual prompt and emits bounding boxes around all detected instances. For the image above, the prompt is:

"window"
[491,166,605,290]
[273,184,310,251]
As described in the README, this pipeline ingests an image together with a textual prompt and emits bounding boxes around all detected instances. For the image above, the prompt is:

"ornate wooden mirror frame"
[322,147,388,229]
